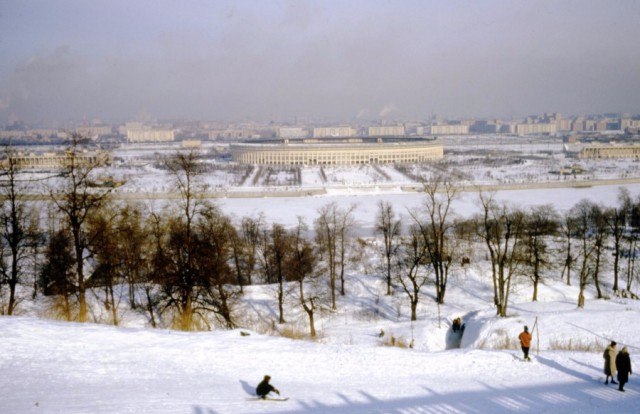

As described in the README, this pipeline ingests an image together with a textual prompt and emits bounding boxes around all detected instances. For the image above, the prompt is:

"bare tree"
[254,220,296,324]
[315,202,356,309]
[608,188,630,294]
[522,204,559,301]
[230,215,263,293]
[590,204,608,299]
[270,223,289,324]
[570,200,599,308]
[195,205,239,329]
[49,134,113,322]
[410,176,458,304]
[39,228,75,320]
[0,148,40,314]
[623,194,640,297]
[87,205,121,325]
[337,204,356,296]
[145,211,168,328]
[395,225,429,321]
[375,200,401,296]
[477,192,526,317]
[287,217,319,337]
[559,213,577,286]
[115,203,149,309]
[154,150,211,330]
[315,203,339,309]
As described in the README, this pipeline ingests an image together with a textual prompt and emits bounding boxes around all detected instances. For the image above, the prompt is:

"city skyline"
[1,0,639,124]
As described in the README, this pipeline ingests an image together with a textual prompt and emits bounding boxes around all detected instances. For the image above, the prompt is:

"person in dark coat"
[615,346,632,392]
[452,317,461,332]
[603,341,618,385]
[256,375,280,399]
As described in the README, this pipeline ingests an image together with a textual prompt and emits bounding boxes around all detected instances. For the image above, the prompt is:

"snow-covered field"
[2,182,640,413]
[1,268,638,414]
[2,139,640,413]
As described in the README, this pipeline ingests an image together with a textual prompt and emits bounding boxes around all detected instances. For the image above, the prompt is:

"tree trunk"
[145,288,157,328]
[410,299,418,321]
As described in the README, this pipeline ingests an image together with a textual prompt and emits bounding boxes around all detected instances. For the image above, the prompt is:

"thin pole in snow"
[531,316,539,356]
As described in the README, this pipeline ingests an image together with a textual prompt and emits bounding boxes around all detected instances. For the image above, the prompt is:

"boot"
[611,380,618,384]
[605,379,608,384]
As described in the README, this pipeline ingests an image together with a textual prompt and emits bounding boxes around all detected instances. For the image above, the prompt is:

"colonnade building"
[126,128,175,143]
[5,150,112,169]
[579,143,640,159]
[230,137,443,165]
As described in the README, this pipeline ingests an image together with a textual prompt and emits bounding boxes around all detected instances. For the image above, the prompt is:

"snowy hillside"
[1,264,638,413]
[2,183,640,413]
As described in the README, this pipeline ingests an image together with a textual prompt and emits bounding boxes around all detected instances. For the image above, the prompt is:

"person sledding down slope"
[447,317,466,349]
[452,317,465,333]
[256,375,280,399]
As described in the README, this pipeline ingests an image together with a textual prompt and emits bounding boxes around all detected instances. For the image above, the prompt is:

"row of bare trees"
[2,139,640,332]
[0,140,347,333]
[379,181,640,320]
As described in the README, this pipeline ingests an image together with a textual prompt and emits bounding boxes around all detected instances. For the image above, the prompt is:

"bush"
[380,333,414,349]
[277,325,308,340]
[477,329,514,350]
[548,337,606,352]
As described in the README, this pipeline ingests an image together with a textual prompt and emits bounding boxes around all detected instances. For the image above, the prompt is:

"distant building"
[5,150,112,169]
[75,126,113,138]
[209,128,246,140]
[515,123,556,135]
[0,130,28,139]
[312,127,356,138]
[556,118,572,132]
[27,129,59,138]
[578,143,640,159]
[127,128,175,143]
[278,127,308,139]
[368,126,405,137]
[182,140,202,148]
[622,118,640,133]
[429,124,469,135]
[0,129,64,141]
[470,121,500,134]
[230,137,443,165]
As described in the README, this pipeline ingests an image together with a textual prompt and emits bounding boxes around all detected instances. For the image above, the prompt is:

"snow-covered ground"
[20,136,640,196]
[212,183,640,237]
[2,184,640,413]
[1,268,638,414]
[2,139,640,413]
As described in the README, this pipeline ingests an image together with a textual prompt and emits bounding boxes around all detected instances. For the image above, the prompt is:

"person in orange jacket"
[518,326,532,361]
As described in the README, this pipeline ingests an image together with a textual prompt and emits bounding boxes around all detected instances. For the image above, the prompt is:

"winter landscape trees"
[0,147,40,315]
[48,134,114,322]
[2,144,640,333]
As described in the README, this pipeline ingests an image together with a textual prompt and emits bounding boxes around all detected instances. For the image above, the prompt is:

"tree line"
[1,137,639,333]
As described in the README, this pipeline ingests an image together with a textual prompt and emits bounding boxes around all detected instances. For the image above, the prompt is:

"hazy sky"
[1,0,639,124]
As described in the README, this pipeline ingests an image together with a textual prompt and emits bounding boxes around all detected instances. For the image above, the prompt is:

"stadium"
[229,137,443,165]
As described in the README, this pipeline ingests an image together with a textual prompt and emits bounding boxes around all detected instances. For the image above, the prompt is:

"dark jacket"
[256,379,277,396]
[616,350,632,383]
